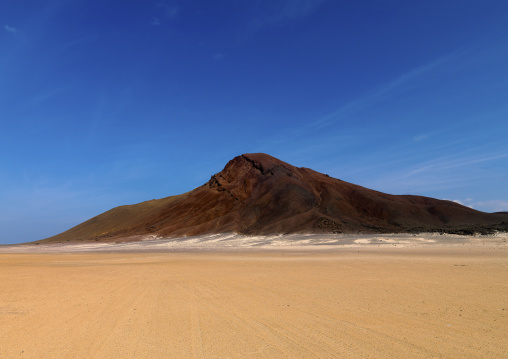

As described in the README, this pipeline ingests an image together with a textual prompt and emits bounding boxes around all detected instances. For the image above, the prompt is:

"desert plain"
[1,233,507,358]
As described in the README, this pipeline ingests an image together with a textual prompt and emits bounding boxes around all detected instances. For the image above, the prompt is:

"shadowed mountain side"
[38,153,508,243]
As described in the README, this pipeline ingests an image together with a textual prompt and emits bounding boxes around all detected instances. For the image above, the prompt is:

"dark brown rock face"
[39,153,508,243]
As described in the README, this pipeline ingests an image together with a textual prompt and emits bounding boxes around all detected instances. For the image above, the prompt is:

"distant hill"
[37,153,508,243]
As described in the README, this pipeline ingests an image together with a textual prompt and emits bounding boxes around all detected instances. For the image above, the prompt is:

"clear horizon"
[1,1,507,244]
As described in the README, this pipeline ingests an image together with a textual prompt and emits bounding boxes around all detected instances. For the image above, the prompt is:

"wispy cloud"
[251,0,327,29]
[157,2,179,19]
[4,24,20,34]
[446,198,508,213]
[212,53,225,60]
[472,200,508,213]
[152,2,179,26]
[265,52,455,150]
[280,0,327,20]
[447,198,474,208]
[25,86,69,107]
[406,152,508,178]
[413,133,430,142]
[313,54,454,129]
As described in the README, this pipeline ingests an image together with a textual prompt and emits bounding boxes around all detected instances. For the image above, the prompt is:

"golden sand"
[1,246,507,358]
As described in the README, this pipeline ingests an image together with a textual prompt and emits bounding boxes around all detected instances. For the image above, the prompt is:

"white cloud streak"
[212,53,225,60]
[406,152,508,178]
[4,24,19,34]
[251,0,327,29]
[413,134,430,142]
[472,200,508,213]
[151,2,179,26]
[268,53,455,149]
[447,198,474,208]
[447,199,508,213]
[157,3,179,19]
[281,0,327,20]
[313,54,454,129]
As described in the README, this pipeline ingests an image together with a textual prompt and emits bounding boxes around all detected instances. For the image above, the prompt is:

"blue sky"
[1,0,507,244]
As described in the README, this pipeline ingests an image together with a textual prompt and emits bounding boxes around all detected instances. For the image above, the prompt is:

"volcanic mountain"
[39,153,508,243]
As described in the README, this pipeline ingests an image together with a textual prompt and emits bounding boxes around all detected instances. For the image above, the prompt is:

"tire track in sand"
[192,282,327,358]
[188,283,205,359]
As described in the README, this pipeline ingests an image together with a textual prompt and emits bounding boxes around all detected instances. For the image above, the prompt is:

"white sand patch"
[1,232,506,253]
[354,238,372,244]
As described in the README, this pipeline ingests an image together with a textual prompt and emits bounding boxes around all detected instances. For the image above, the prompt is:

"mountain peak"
[218,153,296,175]
[241,152,290,167]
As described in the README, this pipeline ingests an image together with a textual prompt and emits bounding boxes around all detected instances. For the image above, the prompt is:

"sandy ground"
[1,234,507,358]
